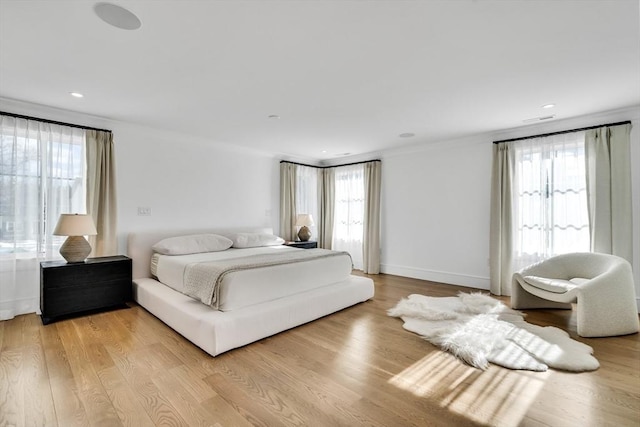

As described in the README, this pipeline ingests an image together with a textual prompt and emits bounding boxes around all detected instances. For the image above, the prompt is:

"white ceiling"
[1,1,638,162]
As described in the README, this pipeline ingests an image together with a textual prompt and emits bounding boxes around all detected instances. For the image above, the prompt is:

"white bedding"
[151,246,353,311]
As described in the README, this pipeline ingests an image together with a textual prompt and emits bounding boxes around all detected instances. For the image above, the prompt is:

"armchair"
[512,252,639,337]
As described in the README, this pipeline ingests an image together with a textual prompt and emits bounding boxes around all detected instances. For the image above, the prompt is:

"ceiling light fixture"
[94,3,142,30]
[542,103,556,109]
[70,92,84,98]
[399,133,415,138]
[268,114,280,119]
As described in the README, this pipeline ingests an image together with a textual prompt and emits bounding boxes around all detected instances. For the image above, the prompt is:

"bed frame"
[127,227,375,356]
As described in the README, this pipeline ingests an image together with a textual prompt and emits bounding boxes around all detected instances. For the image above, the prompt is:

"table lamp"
[53,214,98,263]
[296,214,315,242]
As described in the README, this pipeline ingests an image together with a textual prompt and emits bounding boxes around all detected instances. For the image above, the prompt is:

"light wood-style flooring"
[1,273,639,426]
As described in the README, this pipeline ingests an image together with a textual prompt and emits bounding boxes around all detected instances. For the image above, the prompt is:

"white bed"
[127,227,375,356]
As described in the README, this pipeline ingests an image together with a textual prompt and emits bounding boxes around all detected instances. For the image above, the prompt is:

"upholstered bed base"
[127,228,375,356]
[133,275,374,356]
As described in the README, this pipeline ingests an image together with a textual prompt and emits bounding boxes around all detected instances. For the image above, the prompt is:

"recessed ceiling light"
[321,150,327,153]
[70,92,84,98]
[399,133,415,138]
[268,114,280,119]
[94,3,142,30]
[542,103,556,109]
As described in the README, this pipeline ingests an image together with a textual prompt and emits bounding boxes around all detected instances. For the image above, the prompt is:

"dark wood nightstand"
[284,241,318,249]
[40,255,132,325]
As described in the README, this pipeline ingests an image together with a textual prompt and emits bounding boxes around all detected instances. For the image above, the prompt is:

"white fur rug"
[388,293,599,372]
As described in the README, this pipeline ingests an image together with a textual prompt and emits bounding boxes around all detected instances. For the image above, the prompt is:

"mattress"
[151,246,353,311]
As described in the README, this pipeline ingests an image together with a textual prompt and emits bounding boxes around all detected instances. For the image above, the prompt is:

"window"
[0,114,86,320]
[0,116,86,256]
[295,165,319,237]
[512,132,590,270]
[332,164,365,269]
[284,159,381,273]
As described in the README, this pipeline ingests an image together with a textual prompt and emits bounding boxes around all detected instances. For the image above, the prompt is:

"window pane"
[295,165,319,238]
[513,132,589,270]
[332,164,364,268]
[0,117,85,256]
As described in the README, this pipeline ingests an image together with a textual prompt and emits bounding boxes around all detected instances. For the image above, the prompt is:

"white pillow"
[152,234,233,255]
[232,232,285,248]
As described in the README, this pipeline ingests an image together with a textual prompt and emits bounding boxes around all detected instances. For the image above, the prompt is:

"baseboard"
[380,263,490,290]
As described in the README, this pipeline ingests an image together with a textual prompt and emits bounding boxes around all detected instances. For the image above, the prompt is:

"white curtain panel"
[332,164,365,269]
[86,130,118,257]
[512,131,590,272]
[490,142,515,295]
[319,167,335,249]
[279,162,297,241]
[585,123,633,262]
[363,161,381,274]
[0,115,86,320]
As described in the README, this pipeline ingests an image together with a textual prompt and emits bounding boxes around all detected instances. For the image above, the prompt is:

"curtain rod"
[492,120,631,144]
[280,159,381,169]
[0,111,112,134]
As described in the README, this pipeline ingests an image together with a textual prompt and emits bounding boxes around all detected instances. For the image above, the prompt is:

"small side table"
[40,255,132,324]
[284,241,318,249]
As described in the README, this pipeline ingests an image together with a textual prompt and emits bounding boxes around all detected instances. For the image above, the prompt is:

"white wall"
[113,122,280,253]
[381,137,492,288]
[380,106,640,311]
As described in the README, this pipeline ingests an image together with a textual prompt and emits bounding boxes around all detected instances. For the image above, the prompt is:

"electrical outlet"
[137,207,152,216]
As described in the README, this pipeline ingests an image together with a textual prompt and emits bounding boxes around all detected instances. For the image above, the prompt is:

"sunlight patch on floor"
[389,351,550,426]
[342,318,373,365]
[332,317,394,383]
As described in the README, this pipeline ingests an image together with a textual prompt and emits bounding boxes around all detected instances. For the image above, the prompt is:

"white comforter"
[151,246,354,311]
[183,248,351,309]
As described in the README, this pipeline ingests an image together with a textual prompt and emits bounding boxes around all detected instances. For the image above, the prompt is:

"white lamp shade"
[295,214,315,227]
[53,214,97,236]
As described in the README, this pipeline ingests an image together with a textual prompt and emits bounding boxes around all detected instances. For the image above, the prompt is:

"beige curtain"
[279,162,297,241]
[86,130,118,256]
[489,142,515,295]
[585,123,633,262]
[319,167,335,249]
[363,161,382,274]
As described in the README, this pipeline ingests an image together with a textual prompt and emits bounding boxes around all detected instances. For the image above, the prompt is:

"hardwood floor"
[1,273,639,426]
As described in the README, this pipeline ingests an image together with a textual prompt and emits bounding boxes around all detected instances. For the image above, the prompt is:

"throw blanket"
[388,293,599,372]
[184,249,351,309]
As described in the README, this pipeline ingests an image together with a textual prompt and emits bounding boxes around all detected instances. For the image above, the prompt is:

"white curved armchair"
[512,252,639,337]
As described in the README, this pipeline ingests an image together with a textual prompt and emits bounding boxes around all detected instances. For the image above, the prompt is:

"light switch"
[137,207,152,216]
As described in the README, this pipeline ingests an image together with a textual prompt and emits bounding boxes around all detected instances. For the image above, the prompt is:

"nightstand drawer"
[42,264,130,288]
[43,280,131,318]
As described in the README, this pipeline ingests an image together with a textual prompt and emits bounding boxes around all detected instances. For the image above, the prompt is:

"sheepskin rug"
[388,293,599,372]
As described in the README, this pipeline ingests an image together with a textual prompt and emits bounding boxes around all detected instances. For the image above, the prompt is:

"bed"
[127,227,375,356]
